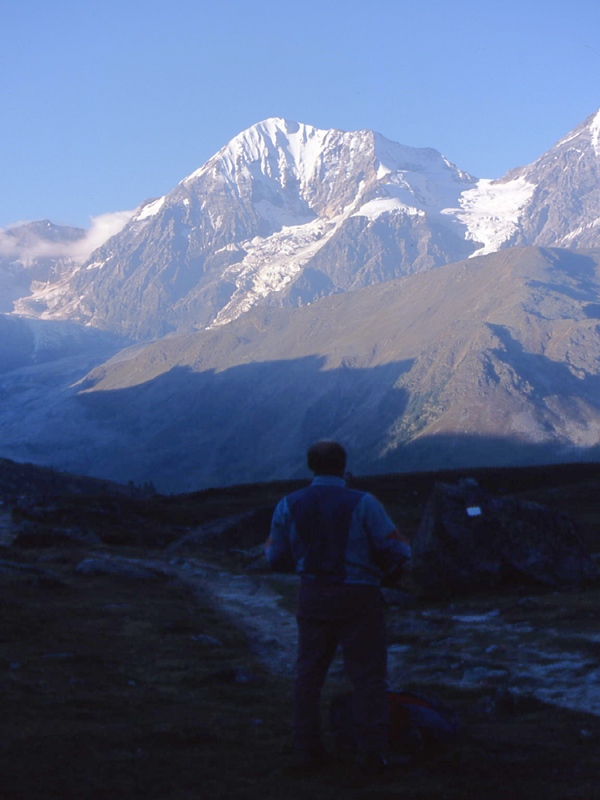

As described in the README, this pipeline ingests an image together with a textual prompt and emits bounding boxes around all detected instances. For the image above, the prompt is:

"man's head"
[306,440,347,477]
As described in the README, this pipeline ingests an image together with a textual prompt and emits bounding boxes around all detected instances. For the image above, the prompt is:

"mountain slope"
[0,313,128,375]
[3,246,600,491]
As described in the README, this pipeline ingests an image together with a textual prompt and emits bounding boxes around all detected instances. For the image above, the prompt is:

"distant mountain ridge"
[491,110,600,251]
[3,245,600,491]
[0,220,85,314]
[13,119,478,338]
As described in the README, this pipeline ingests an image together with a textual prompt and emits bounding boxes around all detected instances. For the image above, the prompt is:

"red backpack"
[330,690,461,754]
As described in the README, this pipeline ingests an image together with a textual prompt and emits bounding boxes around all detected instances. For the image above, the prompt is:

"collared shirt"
[265,476,411,586]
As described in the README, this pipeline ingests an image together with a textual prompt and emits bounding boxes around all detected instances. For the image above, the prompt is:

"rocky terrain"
[0,220,86,314]
[2,458,600,798]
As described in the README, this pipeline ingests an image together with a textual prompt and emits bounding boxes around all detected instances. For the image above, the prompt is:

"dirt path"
[188,565,600,717]
[89,552,600,717]
[175,561,298,675]
[118,554,300,675]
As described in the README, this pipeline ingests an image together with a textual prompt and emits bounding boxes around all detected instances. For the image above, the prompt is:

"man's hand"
[387,529,411,546]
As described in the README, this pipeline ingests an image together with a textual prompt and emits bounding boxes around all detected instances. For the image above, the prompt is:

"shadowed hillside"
[4,247,600,491]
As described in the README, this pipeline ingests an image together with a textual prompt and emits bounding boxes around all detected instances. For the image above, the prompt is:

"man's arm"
[264,498,296,572]
[361,495,411,577]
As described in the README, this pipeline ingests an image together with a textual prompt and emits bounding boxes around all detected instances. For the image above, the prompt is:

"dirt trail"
[121,554,299,675]
[176,561,298,675]
[92,552,600,717]
[189,565,600,717]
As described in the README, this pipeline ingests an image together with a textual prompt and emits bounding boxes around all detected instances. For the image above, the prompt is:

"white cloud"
[71,210,135,261]
[0,210,134,265]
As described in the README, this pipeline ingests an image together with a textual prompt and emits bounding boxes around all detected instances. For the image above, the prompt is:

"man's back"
[266,475,409,586]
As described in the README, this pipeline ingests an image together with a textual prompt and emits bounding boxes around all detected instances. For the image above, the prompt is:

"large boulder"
[411,480,598,597]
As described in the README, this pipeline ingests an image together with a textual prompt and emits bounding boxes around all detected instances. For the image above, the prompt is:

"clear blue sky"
[2,0,600,230]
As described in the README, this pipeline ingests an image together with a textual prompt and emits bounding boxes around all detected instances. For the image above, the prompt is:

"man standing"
[265,441,411,773]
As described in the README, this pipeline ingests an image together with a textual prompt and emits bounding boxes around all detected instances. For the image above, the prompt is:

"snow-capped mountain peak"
[10,110,600,339]
[588,108,600,157]
[186,118,331,190]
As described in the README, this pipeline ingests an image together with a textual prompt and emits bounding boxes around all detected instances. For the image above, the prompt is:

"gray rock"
[411,480,598,597]
[75,557,164,580]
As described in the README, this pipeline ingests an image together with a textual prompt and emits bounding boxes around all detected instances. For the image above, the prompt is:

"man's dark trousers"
[293,581,389,755]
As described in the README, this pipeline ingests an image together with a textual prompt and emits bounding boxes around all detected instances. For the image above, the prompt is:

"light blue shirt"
[266,476,411,585]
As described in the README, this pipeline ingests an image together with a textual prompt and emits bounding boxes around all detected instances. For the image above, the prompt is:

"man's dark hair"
[307,440,347,476]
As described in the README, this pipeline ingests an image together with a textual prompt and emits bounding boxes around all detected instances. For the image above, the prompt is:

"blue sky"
[2,0,600,230]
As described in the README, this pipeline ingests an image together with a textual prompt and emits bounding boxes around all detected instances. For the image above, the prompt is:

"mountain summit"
[12,112,600,340]
[14,118,479,339]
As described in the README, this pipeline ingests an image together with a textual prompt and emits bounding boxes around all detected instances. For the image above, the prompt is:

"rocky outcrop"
[75,556,165,580]
[167,507,274,555]
[411,480,598,597]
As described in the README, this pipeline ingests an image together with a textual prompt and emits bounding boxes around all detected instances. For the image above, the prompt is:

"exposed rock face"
[411,481,598,597]
[503,110,600,251]
[0,220,86,313]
